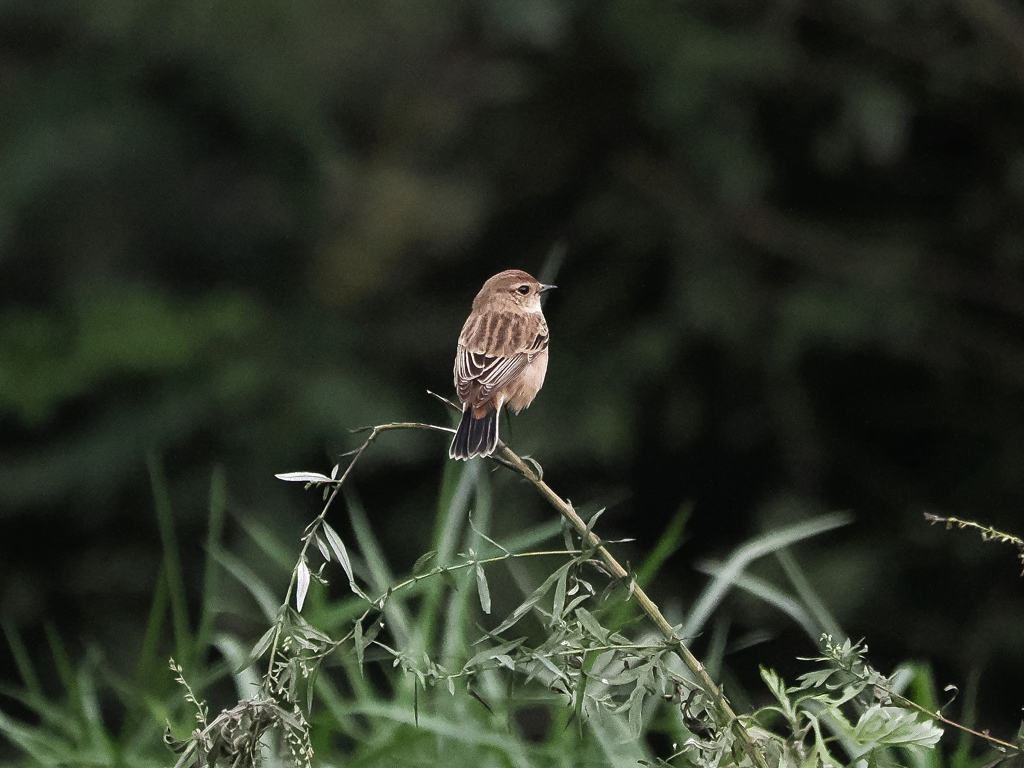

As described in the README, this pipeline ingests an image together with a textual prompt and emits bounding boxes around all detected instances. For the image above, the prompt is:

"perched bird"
[449,269,555,460]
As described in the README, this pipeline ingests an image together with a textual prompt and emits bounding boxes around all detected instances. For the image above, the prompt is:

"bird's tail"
[449,406,499,459]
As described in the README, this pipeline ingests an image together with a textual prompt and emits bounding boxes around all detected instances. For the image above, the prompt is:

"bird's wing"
[455,311,548,408]
[455,349,529,406]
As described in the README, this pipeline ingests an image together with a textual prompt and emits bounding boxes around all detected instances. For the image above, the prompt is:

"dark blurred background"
[2,0,1024,741]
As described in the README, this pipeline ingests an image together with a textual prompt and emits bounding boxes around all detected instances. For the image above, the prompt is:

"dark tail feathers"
[449,407,499,459]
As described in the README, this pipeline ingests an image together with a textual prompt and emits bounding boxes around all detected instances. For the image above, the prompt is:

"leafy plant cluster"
[1,424,1020,768]
[756,638,943,768]
[165,659,314,768]
[158,423,1009,768]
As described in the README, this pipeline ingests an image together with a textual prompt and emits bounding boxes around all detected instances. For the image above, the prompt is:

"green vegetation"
[1,426,1017,766]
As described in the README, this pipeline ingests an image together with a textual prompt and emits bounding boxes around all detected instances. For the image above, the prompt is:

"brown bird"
[449,269,555,460]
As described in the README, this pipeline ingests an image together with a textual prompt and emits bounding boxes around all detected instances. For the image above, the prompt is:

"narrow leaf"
[528,651,569,684]
[585,508,606,537]
[296,560,311,612]
[552,568,568,623]
[468,515,511,555]
[463,638,526,671]
[475,563,491,614]
[412,550,437,576]
[627,685,645,738]
[235,626,277,674]
[323,522,356,588]
[1,619,41,696]
[306,664,319,714]
[683,512,854,638]
[361,615,385,650]
[315,535,331,562]
[574,650,592,726]
[489,597,541,637]
[354,619,365,670]
[251,626,277,661]
[488,562,572,636]
[575,607,608,643]
[440,567,458,591]
[275,471,333,483]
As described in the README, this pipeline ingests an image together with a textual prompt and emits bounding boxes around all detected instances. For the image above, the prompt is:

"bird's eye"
[516,285,530,295]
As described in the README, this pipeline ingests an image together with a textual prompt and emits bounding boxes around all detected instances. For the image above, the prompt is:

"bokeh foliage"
[3,0,1024,756]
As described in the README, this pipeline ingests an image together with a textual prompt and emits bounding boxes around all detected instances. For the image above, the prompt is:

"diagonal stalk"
[493,440,768,768]
[301,414,767,767]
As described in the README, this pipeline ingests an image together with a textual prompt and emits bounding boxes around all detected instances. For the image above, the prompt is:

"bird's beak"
[539,284,557,293]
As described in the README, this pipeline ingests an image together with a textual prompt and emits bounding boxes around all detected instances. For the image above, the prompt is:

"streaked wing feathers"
[455,350,528,405]
[454,309,549,408]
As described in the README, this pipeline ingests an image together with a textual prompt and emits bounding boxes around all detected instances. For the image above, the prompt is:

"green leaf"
[850,705,943,747]
[1,619,41,697]
[285,657,300,701]
[575,607,608,644]
[793,667,837,691]
[252,625,278,659]
[296,560,310,612]
[552,567,568,624]
[627,685,646,739]
[353,618,365,670]
[315,534,331,562]
[412,550,437,577]
[804,713,842,768]
[760,667,800,728]
[234,626,277,674]
[440,567,458,591]
[291,621,332,646]
[564,591,593,617]
[761,667,789,705]
[276,471,333,483]
[525,650,569,686]
[475,563,491,614]
[362,615,385,647]
[306,664,319,715]
[573,659,590,727]
[634,503,691,589]
[322,522,355,587]
[488,562,572,636]
[463,638,526,671]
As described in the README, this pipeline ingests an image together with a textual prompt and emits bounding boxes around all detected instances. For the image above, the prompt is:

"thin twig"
[886,687,1018,753]
[924,513,1024,574]
[427,389,462,413]
[264,422,456,685]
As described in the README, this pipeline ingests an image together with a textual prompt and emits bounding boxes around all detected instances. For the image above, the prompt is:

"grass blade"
[196,465,227,653]
[147,452,190,659]
[211,547,279,622]
[1,618,41,698]
[683,512,852,638]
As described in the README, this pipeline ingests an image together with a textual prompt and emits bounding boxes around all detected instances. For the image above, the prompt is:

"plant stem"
[494,441,769,768]
[280,417,769,766]
[265,422,456,683]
